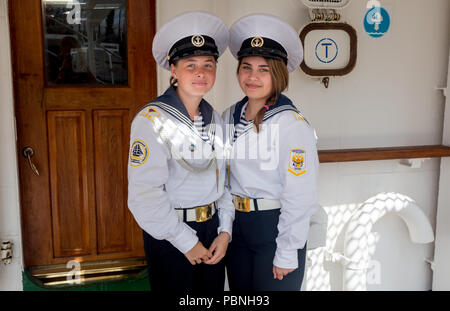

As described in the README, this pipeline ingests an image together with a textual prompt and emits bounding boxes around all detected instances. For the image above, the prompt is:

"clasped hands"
[184,232,295,280]
[184,232,230,265]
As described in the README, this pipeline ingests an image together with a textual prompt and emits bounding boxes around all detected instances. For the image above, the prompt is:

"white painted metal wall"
[0,0,23,291]
[155,0,450,291]
[432,50,450,290]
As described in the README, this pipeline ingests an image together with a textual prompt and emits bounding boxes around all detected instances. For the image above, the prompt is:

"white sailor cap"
[152,11,229,70]
[229,14,303,72]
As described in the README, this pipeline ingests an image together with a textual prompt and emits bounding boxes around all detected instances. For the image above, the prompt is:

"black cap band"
[237,37,288,64]
[168,35,219,65]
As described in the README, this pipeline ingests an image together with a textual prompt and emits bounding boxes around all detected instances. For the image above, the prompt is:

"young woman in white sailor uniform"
[224,14,319,291]
[127,12,234,292]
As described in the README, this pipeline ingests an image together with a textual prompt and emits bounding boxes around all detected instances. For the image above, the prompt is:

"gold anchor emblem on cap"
[251,36,264,48]
[191,35,205,47]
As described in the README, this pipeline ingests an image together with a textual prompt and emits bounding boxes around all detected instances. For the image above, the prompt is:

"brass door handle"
[22,147,40,176]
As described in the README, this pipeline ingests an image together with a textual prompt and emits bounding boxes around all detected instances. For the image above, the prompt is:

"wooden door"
[9,0,156,268]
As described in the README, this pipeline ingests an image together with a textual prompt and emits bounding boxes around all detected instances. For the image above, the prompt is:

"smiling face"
[237,56,274,103]
[170,55,217,97]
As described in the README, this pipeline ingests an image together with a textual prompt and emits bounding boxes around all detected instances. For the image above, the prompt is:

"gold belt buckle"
[234,196,251,213]
[195,204,212,222]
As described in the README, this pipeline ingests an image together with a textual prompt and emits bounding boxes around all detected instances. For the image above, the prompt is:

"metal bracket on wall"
[399,158,431,169]
[436,86,447,98]
[1,241,13,265]
[321,77,330,88]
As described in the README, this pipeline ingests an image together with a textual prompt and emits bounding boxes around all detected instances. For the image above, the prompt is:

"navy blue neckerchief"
[151,86,214,126]
[231,94,299,126]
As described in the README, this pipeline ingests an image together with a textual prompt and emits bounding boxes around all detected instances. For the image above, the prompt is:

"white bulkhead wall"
[432,47,450,290]
[156,0,450,291]
[0,0,23,291]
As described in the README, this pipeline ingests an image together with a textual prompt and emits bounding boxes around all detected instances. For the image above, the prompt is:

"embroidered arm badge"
[288,148,307,176]
[129,139,149,167]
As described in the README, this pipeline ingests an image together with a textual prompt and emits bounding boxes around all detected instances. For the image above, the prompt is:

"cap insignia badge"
[251,36,264,48]
[191,35,205,47]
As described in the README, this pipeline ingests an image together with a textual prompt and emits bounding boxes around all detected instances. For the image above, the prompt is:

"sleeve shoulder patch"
[288,148,306,176]
[139,106,160,122]
[292,111,305,121]
[290,111,312,128]
[129,139,149,167]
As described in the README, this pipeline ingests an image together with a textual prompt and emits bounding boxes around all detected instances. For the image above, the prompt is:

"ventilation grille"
[301,0,350,8]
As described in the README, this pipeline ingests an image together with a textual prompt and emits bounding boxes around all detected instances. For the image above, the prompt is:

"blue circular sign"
[364,7,390,38]
[315,38,338,63]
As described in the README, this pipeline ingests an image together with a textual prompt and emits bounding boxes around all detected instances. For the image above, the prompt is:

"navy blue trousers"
[226,209,306,291]
[143,213,225,292]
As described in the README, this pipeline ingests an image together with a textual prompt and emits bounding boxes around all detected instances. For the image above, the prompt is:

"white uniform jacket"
[223,94,319,269]
[128,86,234,254]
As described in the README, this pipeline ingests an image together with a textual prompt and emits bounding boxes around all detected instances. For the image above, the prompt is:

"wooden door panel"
[10,0,156,268]
[94,110,132,254]
[48,111,90,257]
[44,88,134,110]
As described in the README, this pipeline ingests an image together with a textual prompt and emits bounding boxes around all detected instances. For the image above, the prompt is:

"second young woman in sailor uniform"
[224,14,319,291]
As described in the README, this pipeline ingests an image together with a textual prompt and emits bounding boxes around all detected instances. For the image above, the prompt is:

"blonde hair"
[237,58,289,133]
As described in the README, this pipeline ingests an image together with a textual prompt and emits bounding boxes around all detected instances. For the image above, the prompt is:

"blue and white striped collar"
[152,86,214,126]
[231,94,298,126]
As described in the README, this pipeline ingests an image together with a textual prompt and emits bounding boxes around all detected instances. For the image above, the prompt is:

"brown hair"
[237,58,289,133]
[170,76,178,87]
[170,60,179,87]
